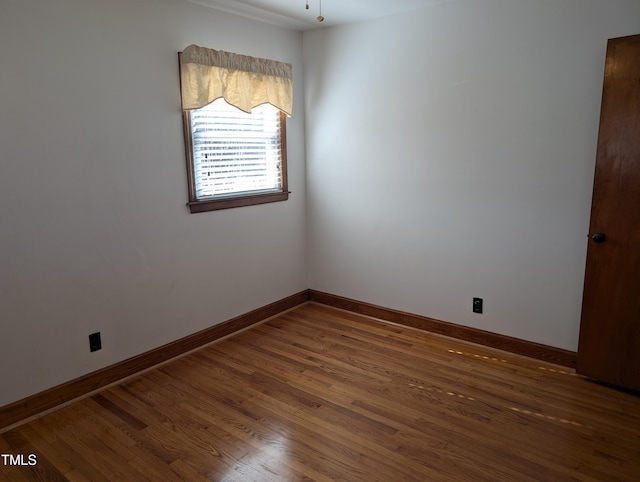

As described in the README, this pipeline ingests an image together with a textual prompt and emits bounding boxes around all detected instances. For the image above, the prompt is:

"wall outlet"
[473,298,483,314]
[89,332,102,352]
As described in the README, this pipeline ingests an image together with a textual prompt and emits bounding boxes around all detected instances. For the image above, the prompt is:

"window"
[179,45,292,213]
[182,98,288,213]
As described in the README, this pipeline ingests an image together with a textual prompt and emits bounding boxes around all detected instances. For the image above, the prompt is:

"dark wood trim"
[0,290,310,431]
[308,290,577,369]
[187,190,290,213]
[1,288,578,431]
[278,110,288,195]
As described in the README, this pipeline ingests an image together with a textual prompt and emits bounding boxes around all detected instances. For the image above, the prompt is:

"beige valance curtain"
[180,44,293,116]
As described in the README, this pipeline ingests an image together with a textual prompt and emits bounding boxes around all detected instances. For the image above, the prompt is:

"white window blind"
[190,98,284,200]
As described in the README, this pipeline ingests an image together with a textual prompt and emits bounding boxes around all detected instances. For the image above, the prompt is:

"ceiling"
[185,0,447,31]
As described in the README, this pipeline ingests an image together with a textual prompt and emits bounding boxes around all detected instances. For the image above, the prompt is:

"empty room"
[1,0,640,480]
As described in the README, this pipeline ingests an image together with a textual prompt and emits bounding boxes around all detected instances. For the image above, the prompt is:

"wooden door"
[576,34,640,391]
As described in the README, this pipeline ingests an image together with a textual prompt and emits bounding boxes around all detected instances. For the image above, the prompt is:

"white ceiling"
[186,0,448,31]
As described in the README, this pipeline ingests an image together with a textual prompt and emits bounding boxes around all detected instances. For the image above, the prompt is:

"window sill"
[187,191,290,213]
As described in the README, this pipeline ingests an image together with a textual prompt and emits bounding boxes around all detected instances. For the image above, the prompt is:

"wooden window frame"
[182,109,288,213]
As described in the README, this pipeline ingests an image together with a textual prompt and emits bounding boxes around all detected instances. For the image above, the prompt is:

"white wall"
[2,0,639,409]
[0,0,306,406]
[304,0,640,351]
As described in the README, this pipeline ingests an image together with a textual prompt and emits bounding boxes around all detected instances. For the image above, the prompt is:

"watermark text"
[1,454,37,466]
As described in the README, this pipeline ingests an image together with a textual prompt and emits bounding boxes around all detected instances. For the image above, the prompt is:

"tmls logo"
[1,454,37,466]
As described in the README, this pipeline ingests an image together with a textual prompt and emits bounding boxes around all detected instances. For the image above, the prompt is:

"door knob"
[591,233,606,243]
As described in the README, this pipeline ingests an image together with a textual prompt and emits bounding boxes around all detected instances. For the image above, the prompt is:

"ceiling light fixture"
[305,0,324,22]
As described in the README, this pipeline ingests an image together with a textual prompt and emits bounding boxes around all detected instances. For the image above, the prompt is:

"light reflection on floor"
[222,433,295,481]
[437,348,586,429]
[447,349,507,363]
[509,406,583,427]
[537,366,578,376]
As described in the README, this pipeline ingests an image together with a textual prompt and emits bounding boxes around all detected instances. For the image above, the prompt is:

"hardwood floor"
[1,302,639,481]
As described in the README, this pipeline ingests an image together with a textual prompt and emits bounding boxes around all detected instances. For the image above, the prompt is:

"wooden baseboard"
[1,288,578,431]
[308,290,577,369]
[0,290,310,431]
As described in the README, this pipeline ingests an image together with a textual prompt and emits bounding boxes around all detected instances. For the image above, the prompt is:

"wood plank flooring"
[1,302,639,481]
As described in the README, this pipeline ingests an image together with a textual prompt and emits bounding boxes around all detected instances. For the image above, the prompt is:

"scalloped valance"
[180,44,292,116]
